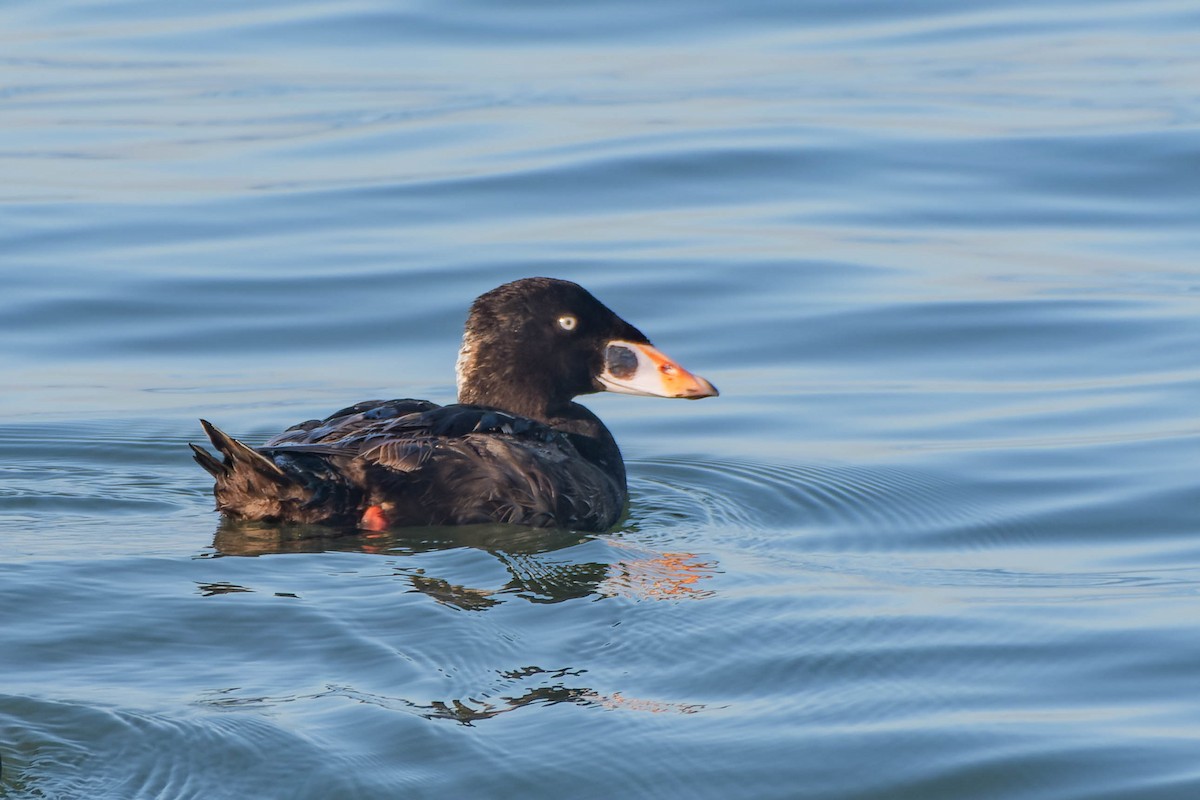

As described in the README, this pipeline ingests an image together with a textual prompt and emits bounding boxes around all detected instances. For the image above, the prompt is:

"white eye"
[557,314,578,331]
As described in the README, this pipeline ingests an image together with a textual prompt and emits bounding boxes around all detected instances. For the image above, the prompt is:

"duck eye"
[557,314,578,332]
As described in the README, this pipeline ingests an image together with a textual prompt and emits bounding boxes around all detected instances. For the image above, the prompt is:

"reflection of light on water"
[602,542,719,601]
[201,671,711,726]
[586,691,707,715]
[417,685,710,722]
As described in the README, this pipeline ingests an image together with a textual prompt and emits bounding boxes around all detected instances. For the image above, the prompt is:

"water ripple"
[0,695,359,800]
[628,456,1017,550]
[3,0,1199,797]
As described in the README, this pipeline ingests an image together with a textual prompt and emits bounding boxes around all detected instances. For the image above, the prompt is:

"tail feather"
[191,419,374,526]
[189,442,227,477]
[196,419,289,483]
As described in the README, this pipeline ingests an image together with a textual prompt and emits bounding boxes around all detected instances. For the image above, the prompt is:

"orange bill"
[598,340,719,400]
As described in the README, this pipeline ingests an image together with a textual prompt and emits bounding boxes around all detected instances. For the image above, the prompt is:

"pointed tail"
[191,420,364,524]
[191,419,289,483]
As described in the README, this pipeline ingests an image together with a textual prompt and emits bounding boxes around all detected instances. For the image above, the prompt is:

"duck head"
[455,277,718,421]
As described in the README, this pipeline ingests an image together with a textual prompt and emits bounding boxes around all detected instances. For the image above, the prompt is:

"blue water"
[3,1,1200,797]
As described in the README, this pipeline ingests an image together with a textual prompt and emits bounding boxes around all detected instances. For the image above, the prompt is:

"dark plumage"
[191,277,717,532]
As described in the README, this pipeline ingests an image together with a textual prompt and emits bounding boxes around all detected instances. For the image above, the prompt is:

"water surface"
[3,1,1200,798]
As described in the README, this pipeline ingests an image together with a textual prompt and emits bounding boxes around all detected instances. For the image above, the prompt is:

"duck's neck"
[457,350,625,488]
[456,331,565,423]
[456,375,557,423]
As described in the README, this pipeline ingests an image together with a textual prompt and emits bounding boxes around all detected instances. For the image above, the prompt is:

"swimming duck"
[191,277,718,532]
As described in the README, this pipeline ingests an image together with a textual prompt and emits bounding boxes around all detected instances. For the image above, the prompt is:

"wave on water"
[0,695,359,800]
[627,456,1022,549]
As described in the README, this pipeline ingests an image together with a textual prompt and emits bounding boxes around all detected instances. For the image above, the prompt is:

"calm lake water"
[3,1,1199,798]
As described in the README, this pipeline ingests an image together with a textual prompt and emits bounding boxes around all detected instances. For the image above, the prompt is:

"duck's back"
[194,399,627,531]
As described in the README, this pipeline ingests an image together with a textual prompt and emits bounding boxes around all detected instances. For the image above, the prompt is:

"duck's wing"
[195,401,623,530]
[262,398,442,446]
[258,403,624,530]
[260,402,562,454]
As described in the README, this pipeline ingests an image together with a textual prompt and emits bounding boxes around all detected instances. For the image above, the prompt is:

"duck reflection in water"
[208,518,717,607]
[205,665,708,726]
[203,520,717,723]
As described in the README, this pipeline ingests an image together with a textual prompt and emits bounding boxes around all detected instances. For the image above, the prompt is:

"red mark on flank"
[360,505,389,531]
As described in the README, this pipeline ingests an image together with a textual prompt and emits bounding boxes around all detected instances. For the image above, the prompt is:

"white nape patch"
[455,330,477,400]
